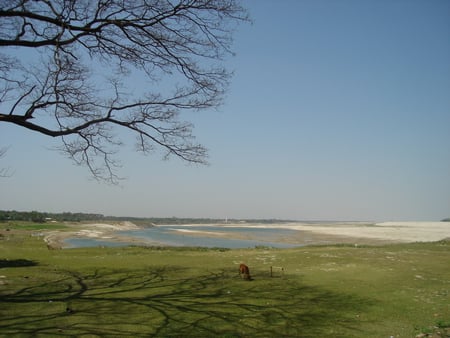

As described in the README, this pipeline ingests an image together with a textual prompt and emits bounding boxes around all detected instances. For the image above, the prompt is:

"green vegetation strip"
[1,225,449,337]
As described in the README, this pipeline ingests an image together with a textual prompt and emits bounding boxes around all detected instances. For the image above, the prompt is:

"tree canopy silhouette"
[0,0,248,182]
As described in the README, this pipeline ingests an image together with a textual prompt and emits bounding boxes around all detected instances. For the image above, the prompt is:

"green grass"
[0,221,69,231]
[1,226,449,337]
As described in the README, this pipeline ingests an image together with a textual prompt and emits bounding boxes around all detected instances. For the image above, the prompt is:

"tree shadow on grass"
[0,259,38,268]
[0,266,374,337]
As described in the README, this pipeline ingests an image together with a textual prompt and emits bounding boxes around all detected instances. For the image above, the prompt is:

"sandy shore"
[44,222,142,248]
[44,221,450,248]
[220,221,450,243]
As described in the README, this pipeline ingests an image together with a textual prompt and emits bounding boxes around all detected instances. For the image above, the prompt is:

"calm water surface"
[64,225,301,249]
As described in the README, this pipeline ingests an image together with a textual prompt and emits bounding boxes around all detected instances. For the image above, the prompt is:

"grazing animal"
[239,263,251,280]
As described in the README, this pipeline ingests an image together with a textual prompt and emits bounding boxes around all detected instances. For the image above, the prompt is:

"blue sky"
[1,0,449,221]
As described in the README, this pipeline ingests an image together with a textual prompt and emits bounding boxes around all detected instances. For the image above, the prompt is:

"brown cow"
[239,263,251,280]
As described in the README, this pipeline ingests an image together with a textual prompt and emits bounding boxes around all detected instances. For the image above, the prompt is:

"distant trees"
[0,210,104,222]
[0,210,295,225]
[0,210,45,222]
[0,0,248,183]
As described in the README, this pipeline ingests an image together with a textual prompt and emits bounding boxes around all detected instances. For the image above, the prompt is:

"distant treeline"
[0,210,295,225]
[0,210,104,223]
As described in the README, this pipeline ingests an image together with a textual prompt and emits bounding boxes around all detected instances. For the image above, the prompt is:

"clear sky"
[1,0,449,221]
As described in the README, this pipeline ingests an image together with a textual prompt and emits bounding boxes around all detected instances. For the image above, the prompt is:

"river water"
[64,225,302,249]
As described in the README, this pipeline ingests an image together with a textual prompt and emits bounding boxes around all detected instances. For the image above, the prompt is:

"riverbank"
[44,221,142,248]
[2,228,449,337]
[43,221,450,248]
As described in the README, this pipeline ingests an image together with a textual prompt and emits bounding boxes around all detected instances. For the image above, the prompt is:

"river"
[64,225,302,249]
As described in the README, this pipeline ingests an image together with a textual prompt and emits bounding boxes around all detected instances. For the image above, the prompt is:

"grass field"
[1,223,449,337]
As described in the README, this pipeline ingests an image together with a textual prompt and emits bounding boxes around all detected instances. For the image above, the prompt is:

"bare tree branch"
[0,0,249,183]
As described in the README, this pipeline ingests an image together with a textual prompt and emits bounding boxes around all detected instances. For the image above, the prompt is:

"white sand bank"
[79,222,140,231]
[44,222,140,248]
[222,221,450,243]
[306,222,449,242]
[173,222,450,243]
[172,228,226,236]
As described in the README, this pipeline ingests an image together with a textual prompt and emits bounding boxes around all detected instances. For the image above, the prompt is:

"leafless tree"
[0,0,248,183]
